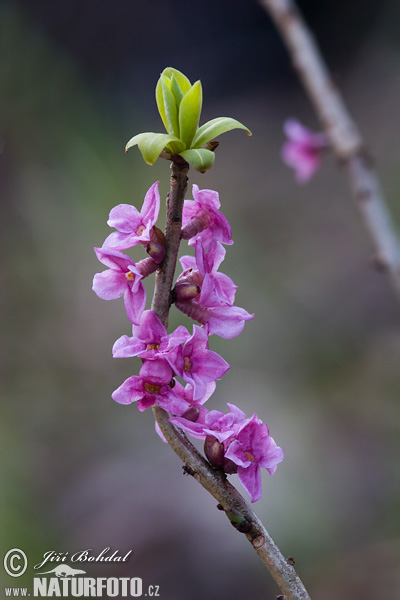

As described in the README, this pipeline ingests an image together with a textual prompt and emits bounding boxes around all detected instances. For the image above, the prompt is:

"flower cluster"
[93,182,283,502]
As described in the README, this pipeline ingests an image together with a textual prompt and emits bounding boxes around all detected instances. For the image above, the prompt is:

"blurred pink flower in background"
[282,119,329,183]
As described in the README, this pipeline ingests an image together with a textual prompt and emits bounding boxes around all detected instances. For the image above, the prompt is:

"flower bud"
[175,267,203,288]
[136,257,158,278]
[181,208,211,241]
[139,357,173,387]
[180,406,200,423]
[222,456,238,475]
[146,227,166,264]
[173,282,201,302]
[204,436,238,474]
[204,436,225,468]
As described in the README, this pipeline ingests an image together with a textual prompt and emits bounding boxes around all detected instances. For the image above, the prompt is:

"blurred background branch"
[260,0,400,301]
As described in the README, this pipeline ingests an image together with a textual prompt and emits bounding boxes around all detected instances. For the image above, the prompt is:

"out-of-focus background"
[2,1,400,598]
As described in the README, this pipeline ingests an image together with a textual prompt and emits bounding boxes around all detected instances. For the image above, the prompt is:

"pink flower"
[177,240,237,308]
[166,325,230,401]
[113,354,189,413]
[175,301,253,339]
[225,415,284,502]
[160,381,216,442]
[174,240,253,338]
[181,185,232,250]
[103,182,160,250]
[112,310,190,360]
[92,247,146,325]
[203,403,249,443]
[112,375,189,414]
[282,119,328,183]
[169,401,245,442]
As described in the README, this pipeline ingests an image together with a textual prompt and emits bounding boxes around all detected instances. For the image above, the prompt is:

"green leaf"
[160,77,179,136]
[162,67,191,95]
[191,117,252,148]
[170,74,184,107]
[156,70,191,132]
[155,75,171,134]
[180,148,215,173]
[125,132,185,165]
[179,81,203,148]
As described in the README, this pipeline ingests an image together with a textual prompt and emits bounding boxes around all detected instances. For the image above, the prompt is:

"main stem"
[151,158,189,326]
[150,159,311,600]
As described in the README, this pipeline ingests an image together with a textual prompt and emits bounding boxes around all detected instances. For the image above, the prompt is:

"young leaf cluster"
[126,67,251,173]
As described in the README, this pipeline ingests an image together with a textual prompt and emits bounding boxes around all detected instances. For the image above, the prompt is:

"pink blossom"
[174,240,252,338]
[166,325,230,401]
[177,240,237,307]
[112,375,189,414]
[162,381,216,441]
[203,403,249,443]
[112,310,190,360]
[181,185,232,250]
[176,301,253,339]
[103,182,160,250]
[169,401,245,442]
[92,247,146,325]
[282,119,328,183]
[225,415,284,502]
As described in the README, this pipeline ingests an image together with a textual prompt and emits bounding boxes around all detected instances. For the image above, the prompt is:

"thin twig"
[260,0,400,299]
[150,160,311,600]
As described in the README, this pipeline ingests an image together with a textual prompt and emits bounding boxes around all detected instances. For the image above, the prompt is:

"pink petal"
[112,376,144,405]
[94,247,132,272]
[191,349,230,383]
[92,270,127,300]
[207,305,254,339]
[108,204,141,233]
[157,388,190,415]
[162,326,191,351]
[198,273,223,308]
[155,420,168,443]
[181,199,200,227]
[214,272,237,305]
[198,381,216,405]
[192,184,221,210]
[112,334,145,358]
[257,436,284,472]
[208,241,226,272]
[185,372,207,402]
[225,439,251,468]
[183,325,208,357]
[165,346,184,377]
[179,255,197,271]
[139,309,167,343]
[140,182,160,226]
[168,414,208,439]
[102,230,138,251]
[237,464,262,503]
[123,282,146,325]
